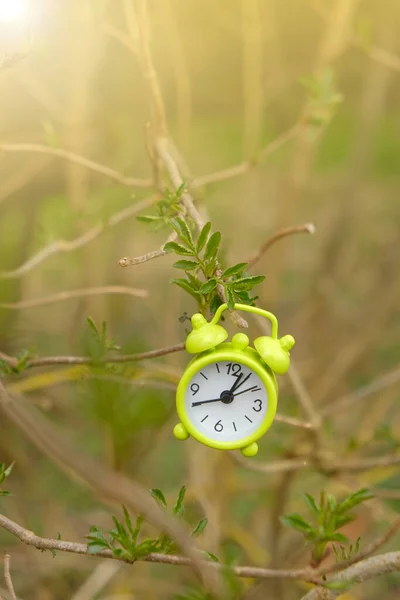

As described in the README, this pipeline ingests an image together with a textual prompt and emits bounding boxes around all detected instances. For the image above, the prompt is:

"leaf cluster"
[0,461,14,497]
[86,317,120,359]
[300,68,343,136]
[86,486,213,562]
[0,349,34,375]
[136,184,186,230]
[280,488,373,565]
[164,218,264,314]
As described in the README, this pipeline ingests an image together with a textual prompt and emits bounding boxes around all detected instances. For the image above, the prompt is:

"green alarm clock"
[173,303,295,457]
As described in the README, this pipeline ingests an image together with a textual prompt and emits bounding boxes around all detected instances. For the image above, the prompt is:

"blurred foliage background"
[0,0,399,599]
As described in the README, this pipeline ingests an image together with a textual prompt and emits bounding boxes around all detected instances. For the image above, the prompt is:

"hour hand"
[229,373,243,393]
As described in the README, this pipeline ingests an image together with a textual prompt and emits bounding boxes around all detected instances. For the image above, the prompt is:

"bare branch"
[230,453,309,474]
[0,343,185,369]
[119,249,167,268]
[300,551,400,600]
[247,223,316,270]
[0,286,148,310]
[286,363,322,431]
[0,195,159,279]
[0,143,151,188]
[321,366,400,416]
[274,414,313,429]
[192,123,300,188]
[3,554,17,600]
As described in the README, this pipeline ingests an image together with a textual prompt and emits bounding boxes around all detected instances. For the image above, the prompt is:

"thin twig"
[192,123,300,188]
[321,366,400,416]
[230,453,309,474]
[0,143,151,188]
[247,223,316,270]
[0,343,185,369]
[0,286,148,310]
[3,554,17,600]
[274,414,313,429]
[0,195,159,279]
[119,249,167,267]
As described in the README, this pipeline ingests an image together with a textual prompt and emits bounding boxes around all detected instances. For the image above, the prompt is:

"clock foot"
[241,442,258,457]
[173,423,190,441]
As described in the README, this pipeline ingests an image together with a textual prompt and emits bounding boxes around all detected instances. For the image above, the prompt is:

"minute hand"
[191,397,222,407]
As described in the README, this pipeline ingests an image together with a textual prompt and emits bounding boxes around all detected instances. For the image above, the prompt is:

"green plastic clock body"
[173,303,295,457]
[174,341,278,456]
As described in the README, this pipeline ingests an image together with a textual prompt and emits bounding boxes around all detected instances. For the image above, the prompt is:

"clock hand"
[233,385,260,397]
[229,373,243,393]
[231,372,252,392]
[191,397,222,407]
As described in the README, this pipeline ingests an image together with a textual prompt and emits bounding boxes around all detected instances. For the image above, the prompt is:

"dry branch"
[247,223,316,270]
[0,195,159,279]
[0,143,151,188]
[0,286,148,310]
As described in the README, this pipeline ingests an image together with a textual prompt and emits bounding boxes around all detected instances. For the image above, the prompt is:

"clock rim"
[176,344,278,450]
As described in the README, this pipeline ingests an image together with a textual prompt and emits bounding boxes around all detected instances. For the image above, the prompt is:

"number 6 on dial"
[173,303,295,457]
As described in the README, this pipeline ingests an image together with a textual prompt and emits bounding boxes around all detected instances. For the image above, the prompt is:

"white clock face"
[184,361,268,443]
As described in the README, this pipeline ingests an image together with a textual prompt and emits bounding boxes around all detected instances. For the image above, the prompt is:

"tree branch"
[1,512,399,593]
[0,342,185,369]
[0,143,151,188]
[0,195,159,279]
[247,223,316,270]
[192,123,300,188]
[3,554,17,600]
[300,551,400,600]
[0,286,148,310]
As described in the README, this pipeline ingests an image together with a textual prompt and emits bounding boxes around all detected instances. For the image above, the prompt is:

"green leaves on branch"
[136,184,186,231]
[87,317,120,359]
[0,349,34,375]
[0,461,14,497]
[87,485,210,562]
[163,218,264,313]
[280,488,373,565]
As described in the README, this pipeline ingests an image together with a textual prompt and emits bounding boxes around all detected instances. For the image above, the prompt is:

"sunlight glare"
[0,0,28,23]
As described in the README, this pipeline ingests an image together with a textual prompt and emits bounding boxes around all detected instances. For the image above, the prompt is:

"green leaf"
[196,222,212,252]
[87,542,109,554]
[304,493,319,518]
[163,241,194,256]
[192,518,208,538]
[87,316,98,335]
[204,231,221,262]
[122,505,135,540]
[199,279,218,294]
[204,551,220,563]
[210,294,223,315]
[170,278,201,300]
[227,287,235,311]
[323,579,354,591]
[136,215,162,223]
[173,486,186,516]
[337,489,374,514]
[173,260,199,271]
[0,490,11,497]
[230,275,265,292]
[132,516,144,546]
[222,263,248,278]
[327,493,337,513]
[150,488,167,509]
[170,217,195,249]
[334,514,354,528]
[280,514,314,533]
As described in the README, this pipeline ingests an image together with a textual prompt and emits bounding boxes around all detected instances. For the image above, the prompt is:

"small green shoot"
[0,461,15,496]
[281,488,373,565]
